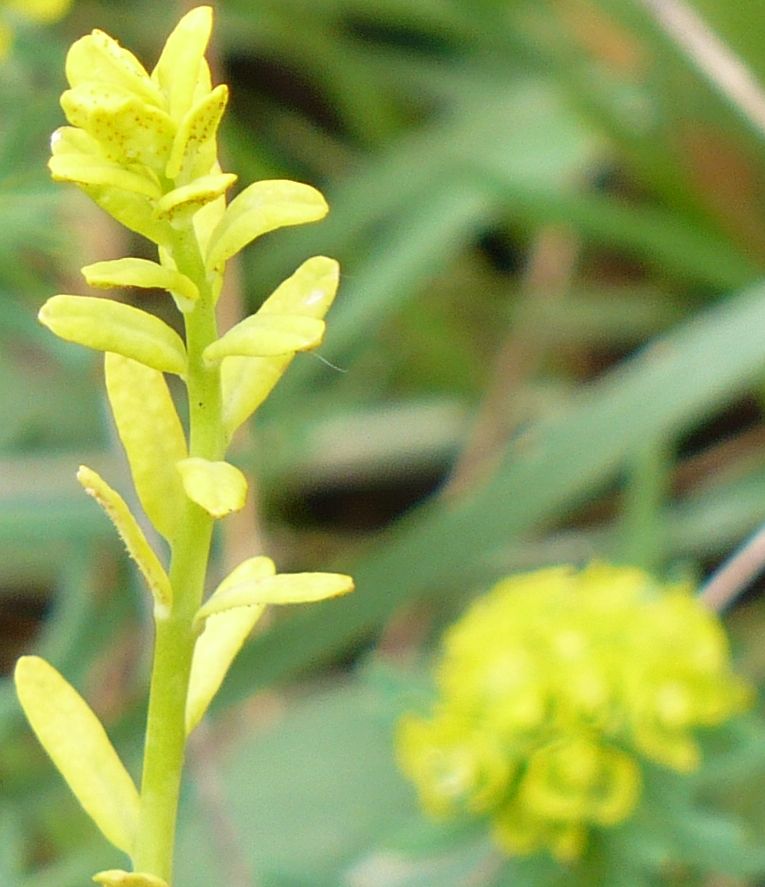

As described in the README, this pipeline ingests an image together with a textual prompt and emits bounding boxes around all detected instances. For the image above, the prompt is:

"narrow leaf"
[205,180,328,271]
[195,571,354,625]
[186,557,275,733]
[204,315,325,364]
[186,608,266,734]
[39,295,187,375]
[77,465,172,614]
[82,258,199,312]
[14,656,139,854]
[177,457,247,517]
[105,353,188,541]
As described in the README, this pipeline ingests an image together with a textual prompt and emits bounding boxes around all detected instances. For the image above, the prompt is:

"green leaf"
[105,353,188,541]
[14,656,139,855]
[39,295,187,375]
[205,180,329,271]
[204,314,325,364]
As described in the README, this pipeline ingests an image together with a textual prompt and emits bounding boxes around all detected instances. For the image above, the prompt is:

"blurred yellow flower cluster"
[0,0,70,57]
[397,564,751,860]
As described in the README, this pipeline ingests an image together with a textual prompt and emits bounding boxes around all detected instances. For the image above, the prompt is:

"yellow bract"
[48,6,224,243]
[82,258,199,313]
[205,179,329,272]
[177,457,248,518]
[397,564,751,860]
[39,295,187,375]
[14,657,139,854]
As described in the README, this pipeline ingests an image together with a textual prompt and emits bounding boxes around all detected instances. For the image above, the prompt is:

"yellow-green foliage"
[13,7,354,884]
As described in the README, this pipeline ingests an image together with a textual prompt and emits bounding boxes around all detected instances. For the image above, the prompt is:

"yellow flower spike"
[205,180,329,272]
[220,256,340,437]
[77,465,172,616]
[194,570,354,628]
[93,871,169,887]
[82,258,199,313]
[204,314,326,364]
[105,353,188,542]
[176,457,248,518]
[185,558,276,734]
[65,29,162,108]
[154,172,237,225]
[165,83,229,182]
[14,656,139,855]
[39,295,187,375]
[151,5,214,123]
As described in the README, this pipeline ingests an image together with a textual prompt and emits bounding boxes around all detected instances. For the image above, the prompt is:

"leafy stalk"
[14,8,353,885]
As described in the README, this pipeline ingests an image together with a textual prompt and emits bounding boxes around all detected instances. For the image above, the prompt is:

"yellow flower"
[396,564,750,860]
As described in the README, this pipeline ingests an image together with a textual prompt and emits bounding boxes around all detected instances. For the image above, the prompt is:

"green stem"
[132,224,224,883]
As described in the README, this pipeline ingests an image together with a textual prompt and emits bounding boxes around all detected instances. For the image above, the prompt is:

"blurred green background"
[4,0,765,884]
